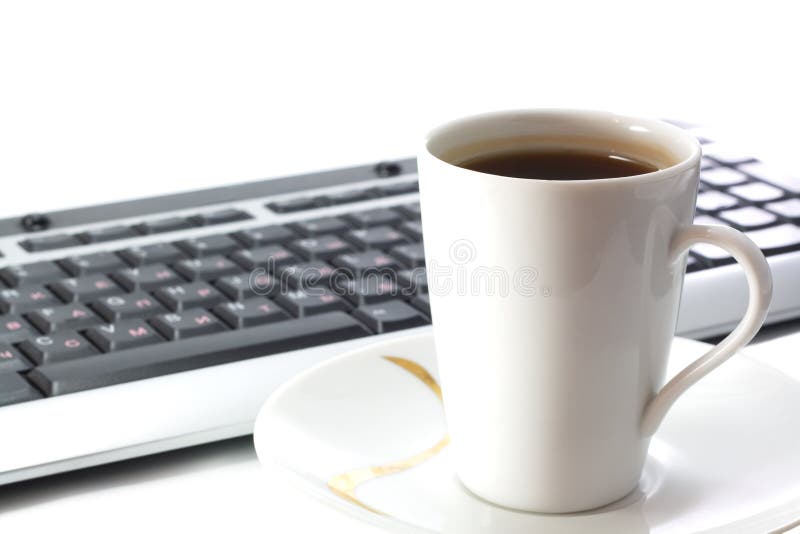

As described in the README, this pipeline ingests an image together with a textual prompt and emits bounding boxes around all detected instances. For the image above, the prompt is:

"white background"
[0,1,798,532]
[1,1,799,217]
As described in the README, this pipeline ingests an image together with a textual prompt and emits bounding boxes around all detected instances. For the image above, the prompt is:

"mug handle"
[640,224,773,437]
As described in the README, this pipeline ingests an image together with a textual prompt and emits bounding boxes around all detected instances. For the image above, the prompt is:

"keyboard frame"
[0,155,798,485]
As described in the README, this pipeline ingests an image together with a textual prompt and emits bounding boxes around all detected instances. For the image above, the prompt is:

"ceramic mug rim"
[423,108,702,185]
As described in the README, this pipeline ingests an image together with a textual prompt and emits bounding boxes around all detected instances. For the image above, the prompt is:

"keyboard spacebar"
[28,312,371,396]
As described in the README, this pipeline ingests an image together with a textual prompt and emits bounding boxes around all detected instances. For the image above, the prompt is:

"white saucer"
[254,333,800,534]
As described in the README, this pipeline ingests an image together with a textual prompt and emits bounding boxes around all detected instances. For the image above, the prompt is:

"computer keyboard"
[0,123,798,485]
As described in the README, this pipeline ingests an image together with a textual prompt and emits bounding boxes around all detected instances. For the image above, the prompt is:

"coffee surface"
[457,149,659,180]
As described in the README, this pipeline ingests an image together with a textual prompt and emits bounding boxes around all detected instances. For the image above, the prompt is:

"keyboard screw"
[21,213,52,232]
[374,161,402,178]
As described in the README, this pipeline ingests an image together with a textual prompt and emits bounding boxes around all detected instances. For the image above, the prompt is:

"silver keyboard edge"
[0,422,254,486]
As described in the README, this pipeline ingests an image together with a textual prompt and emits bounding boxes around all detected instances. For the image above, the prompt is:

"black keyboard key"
[152,282,227,312]
[213,299,290,329]
[728,182,785,202]
[410,294,431,316]
[766,199,800,220]
[173,256,242,281]
[230,225,296,248]
[26,303,103,334]
[30,312,370,396]
[290,217,351,237]
[739,162,800,194]
[0,261,68,287]
[252,271,285,297]
[90,292,166,322]
[0,345,31,373]
[339,277,398,307]
[391,243,426,268]
[0,372,41,407]
[345,208,403,228]
[718,207,779,229]
[317,189,371,206]
[77,225,138,244]
[0,285,61,314]
[278,262,338,288]
[85,320,164,352]
[174,234,241,258]
[332,250,402,277]
[150,309,228,340]
[175,234,241,258]
[215,273,280,300]
[111,264,183,292]
[59,252,128,277]
[190,209,251,226]
[18,331,99,365]
[370,181,419,197]
[346,226,409,250]
[352,300,428,334]
[50,275,123,302]
[267,197,318,213]
[398,220,423,241]
[19,233,81,252]
[275,288,350,317]
[135,217,196,235]
[230,245,299,271]
[0,315,35,344]
[398,268,428,294]
[289,235,355,261]
[117,243,187,267]
[695,191,739,212]
[396,202,422,219]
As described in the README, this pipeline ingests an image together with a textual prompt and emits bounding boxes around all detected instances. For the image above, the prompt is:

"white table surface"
[1,1,798,531]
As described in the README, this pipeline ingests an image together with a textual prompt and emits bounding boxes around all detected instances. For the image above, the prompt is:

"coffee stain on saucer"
[327,356,449,516]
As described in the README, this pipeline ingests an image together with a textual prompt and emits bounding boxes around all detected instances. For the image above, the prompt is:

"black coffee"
[457,149,659,180]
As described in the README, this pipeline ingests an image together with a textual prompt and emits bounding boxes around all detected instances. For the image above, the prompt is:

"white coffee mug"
[417,109,773,513]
